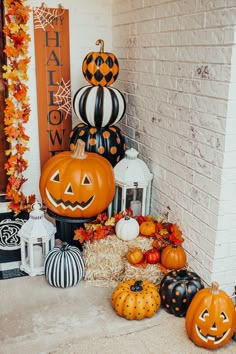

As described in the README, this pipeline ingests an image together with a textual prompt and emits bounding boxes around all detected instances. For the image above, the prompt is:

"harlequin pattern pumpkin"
[82,39,119,86]
[44,243,85,288]
[69,123,126,167]
[73,85,126,128]
[39,140,115,218]
[160,269,205,317]
[186,281,236,349]
[161,244,187,270]
[115,216,139,241]
[112,279,161,320]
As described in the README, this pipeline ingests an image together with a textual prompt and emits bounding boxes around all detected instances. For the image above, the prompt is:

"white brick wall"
[113,0,236,294]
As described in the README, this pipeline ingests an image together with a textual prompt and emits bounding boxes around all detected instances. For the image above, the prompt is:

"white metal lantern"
[18,201,56,276]
[108,148,153,217]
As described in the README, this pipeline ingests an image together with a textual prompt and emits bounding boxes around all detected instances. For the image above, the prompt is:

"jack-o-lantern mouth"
[195,325,231,345]
[45,188,95,211]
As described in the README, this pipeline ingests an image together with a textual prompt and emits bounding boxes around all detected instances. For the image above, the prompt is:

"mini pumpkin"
[112,279,161,320]
[161,244,187,270]
[144,248,161,264]
[186,281,236,349]
[140,220,156,236]
[115,216,140,241]
[44,243,85,288]
[160,269,204,317]
[39,140,115,218]
[126,247,144,265]
[69,123,126,167]
[82,39,119,86]
[73,85,126,127]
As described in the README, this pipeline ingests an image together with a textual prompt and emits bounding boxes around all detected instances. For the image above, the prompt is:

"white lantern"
[18,201,56,276]
[108,148,153,217]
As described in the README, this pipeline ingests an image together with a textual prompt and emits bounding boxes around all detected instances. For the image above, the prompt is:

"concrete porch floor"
[0,276,235,354]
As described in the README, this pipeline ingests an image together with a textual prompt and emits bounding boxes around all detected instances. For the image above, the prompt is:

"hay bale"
[123,260,163,287]
[83,235,155,287]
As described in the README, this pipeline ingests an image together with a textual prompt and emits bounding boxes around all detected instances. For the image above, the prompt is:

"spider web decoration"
[33,5,64,31]
[54,79,72,120]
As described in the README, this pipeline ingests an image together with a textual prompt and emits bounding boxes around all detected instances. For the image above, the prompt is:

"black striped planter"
[73,85,126,127]
[44,243,85,288]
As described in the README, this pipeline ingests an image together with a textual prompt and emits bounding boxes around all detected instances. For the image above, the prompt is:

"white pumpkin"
[115,216,139,241]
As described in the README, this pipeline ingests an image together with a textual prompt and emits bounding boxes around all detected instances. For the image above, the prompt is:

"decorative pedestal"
[47,209,96,251]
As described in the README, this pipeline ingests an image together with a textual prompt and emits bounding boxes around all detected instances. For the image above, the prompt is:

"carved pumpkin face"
[39,140,115,218]
[185,282,236,349]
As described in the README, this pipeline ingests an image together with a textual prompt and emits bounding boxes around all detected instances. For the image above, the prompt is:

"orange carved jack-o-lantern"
[39,140,115,218]
[185,281,236,349]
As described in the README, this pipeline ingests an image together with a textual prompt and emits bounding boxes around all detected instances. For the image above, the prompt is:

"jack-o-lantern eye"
[50,170,60,183]
[200,309,209,321]
[64,183,74,195]
[82,174,92,185]
[220,312,229,323]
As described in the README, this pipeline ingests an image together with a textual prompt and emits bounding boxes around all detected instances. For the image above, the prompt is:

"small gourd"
[139,220,156,236]
[112,279,161,320]
[115,215,139,241]
[185,281,236,349]
[126,247,144,265]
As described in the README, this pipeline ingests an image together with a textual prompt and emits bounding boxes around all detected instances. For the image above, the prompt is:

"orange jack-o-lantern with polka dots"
[39,140,115,218]
[69,123,126,167]
[160,269,204,317]
[186,281,236,349]
[111,279,161,320]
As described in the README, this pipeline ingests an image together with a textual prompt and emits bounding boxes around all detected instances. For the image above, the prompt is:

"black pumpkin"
[73,85,126,128]
[69,123,126,167]
[160,269,205,317]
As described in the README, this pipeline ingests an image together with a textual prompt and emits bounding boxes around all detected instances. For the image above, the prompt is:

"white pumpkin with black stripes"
[44,243,85,288]
[73,85,126,127]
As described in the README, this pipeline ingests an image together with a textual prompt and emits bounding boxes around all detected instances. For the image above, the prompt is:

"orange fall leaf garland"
[3,0,35,215]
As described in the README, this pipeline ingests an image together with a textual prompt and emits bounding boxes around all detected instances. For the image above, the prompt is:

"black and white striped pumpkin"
[73,85,126,127]
[44,243,85,288]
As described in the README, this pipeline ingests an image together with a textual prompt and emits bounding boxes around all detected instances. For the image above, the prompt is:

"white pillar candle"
[130,200,142,216]
[33,245,44,268]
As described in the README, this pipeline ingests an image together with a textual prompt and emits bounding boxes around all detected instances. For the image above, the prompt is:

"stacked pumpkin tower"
[69,39,126,167]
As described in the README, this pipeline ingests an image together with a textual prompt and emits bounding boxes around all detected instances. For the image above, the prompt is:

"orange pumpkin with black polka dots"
[111,279,161,320]
[69,123,126,167]
[159,269,204,317]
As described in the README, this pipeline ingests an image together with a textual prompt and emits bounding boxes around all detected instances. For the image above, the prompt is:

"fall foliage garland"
[3,0,35,215]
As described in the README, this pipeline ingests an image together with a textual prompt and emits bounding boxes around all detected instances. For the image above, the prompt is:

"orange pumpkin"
[39,140,115,218]
[161,244,187,270]
[186,281,236,349]
[127,247,144,265]
[112,279,161,320]
[140,221,156,236]
[82,39,119,87]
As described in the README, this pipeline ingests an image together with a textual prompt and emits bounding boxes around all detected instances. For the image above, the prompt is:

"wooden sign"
[33,5,72,168]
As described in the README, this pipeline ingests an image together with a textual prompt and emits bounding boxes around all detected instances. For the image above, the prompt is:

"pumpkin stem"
[130,280,143,292]
[61,242,70,251]
[210,281,220,294]
[96,39,104,53]
[71,140,87,160]
[124,216,130,221]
